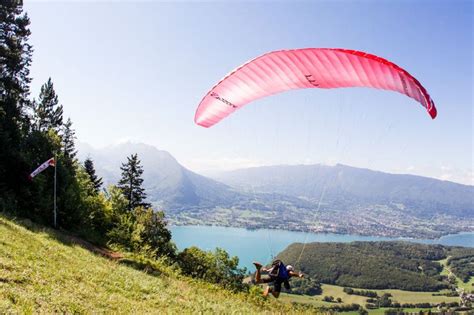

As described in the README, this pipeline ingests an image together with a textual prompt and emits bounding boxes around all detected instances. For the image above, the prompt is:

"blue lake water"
[170,225,474,271]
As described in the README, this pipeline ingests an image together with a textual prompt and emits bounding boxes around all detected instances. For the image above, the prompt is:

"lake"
[170,225,474,271]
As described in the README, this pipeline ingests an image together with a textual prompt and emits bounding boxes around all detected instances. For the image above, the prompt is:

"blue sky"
[25,1,472,184]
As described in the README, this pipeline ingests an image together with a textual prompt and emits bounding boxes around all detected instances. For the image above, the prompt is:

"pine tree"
[84,157,103,193]
[33,78,63,132]
[117,154,150,211]
[0,2,32,108]
[0,2,33,211]
[61,118,76,161]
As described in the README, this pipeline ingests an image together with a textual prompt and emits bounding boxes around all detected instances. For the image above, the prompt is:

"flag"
[29,157,55,180]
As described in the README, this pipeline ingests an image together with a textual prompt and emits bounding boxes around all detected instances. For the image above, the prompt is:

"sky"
[25,0,472,185]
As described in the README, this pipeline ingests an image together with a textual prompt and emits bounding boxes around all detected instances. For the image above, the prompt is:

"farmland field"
[280,284,460,307]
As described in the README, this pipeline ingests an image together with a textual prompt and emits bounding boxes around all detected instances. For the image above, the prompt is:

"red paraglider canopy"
[195,48,436,128]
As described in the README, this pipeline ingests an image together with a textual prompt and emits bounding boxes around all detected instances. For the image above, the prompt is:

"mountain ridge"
[77,142,473,238]
[77,142,244,209]
[216,163,472,187]
[213,163,473,219]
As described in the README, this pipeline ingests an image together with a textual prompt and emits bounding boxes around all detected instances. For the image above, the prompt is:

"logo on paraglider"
[305,74,319,87]
[210,92,237,108]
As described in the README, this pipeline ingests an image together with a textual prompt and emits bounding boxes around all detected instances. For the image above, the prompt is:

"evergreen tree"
[84,157,103,193]
[0,2,32,109]
[61,118,76,161]
[54,117,81,228]
[117,154,150,211]
[33,78,63,132]
[0,2,33,211]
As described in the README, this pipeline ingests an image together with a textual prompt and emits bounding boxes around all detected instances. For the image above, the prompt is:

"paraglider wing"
[194,48,436,128]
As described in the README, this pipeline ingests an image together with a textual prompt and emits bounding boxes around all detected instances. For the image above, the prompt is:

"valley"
[79,142,474,239]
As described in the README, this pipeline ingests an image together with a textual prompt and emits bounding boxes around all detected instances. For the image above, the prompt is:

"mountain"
[77,143,473,238]
[77,142,243,210]
[213,164,474,219]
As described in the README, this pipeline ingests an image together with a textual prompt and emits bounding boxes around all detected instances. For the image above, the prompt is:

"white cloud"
[440,165,453,172]
[113,137,141,145]
[391,165,473,186]
[436,168,473,185]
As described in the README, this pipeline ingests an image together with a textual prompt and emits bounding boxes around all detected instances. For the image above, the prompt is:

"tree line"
[0,2,246,293]
[343,287,378,298]
[0,1,169,255]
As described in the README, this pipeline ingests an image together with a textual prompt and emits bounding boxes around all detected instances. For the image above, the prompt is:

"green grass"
[461,277,474,292]
[0,214,318,314]
[438,258,474,292]
[286,284,459,304]
[439,258,450,276]
[280,283,460,313]
[377,288,458,304]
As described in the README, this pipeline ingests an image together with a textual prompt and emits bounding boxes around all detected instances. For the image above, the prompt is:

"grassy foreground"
[0,214,317,314]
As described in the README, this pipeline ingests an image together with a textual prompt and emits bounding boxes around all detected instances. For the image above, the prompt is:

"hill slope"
[0,214,311,313]
[77,142,245,210]
[276,241,474,291]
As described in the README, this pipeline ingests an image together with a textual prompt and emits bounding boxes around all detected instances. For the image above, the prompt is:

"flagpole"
[54,154,57,228]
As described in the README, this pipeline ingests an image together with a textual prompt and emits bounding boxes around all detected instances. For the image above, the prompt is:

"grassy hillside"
[0,214,315,314]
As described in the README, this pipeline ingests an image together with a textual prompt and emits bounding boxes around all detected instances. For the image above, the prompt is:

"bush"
[343,287,354,294]
[290,278,322,295]
[177,246,247,292]
[377,293,393,307]
[365,303,378,309]
[329,303,361,312]
[343,287,378,297]
[323,295,335,302]
[107,205,176,259]
[131,207,176,258]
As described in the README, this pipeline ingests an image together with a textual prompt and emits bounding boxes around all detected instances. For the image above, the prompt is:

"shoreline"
[168,222,474,242]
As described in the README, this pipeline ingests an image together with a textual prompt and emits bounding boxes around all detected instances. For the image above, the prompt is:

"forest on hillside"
[277,241,474,292]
